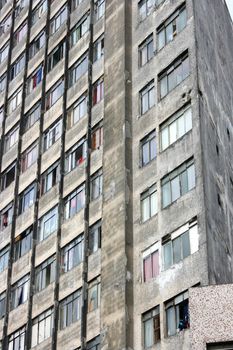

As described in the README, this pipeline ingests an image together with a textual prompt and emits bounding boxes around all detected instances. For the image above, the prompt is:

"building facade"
[0,0,232,349]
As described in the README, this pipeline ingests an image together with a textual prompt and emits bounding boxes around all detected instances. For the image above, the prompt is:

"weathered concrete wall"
[190,284,233,349]
[193,0,233,284]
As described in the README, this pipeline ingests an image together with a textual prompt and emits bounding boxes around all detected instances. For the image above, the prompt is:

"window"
[18,184,35,214]
[27,65,43,94]
[138,34,153,67]
[138,0,164,21]
[43,119,61,151]
[1,12,12,35]
[29,31,45,59]
[4,125,19,152]
[24,102,41,132]
[89,220,101,254]
[141,184,157,222]
[87,337,100,350]
[40,161,60,195]
[8,87,22,114]
[35,255,56,292]
[140,80,155,115]
[88,276,100,312]
[69,53,88,87]
[140,130,156,166]
[21,142,38,172]
[47,41,65,72]
[142,306,160,348]
[160,104,192,151]
[64,185,85,219]
[59,290,81,329]
[0,0,9,9]
[65,138,86,173]
[14,226,32,261]
[157,4,187,51]
[91,123,103,150]
[159,51,190,99]
[38,206,58,242]
[31,0,47,25]
[162,219,198,270]
[1,162,16,190]
[61,235,83,273]
[93,35,104,62]
[71,0,84,11]
[0,246,9,272]
[95,0,105,20]
[207,342,233,350]
[10,53,25,81]
[8,326,26,350]
[93,77,104,106]
[165,290,189,336]
[45,79,64,110]
[143,242,159,282]
[0,204,13,230]
[91,169,103,200]
[161,158,195,208]
[15,0,28,18]
[50,5,67,34]
[70,13,89,47]
[11,274,29,310]
[67,93,87,128]
[0,74,6,92]
[31,309,53,347]
[0,292,5,319]
[13,21,27,47]
[0,42,9,63]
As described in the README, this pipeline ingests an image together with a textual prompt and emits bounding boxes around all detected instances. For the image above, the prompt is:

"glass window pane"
[162,182,171,208]
[177,9,187,32]
[187,164,195,190]
[157,29,165,51]
[182,57,189,79]
[177,115,185,138]
[173,236,181,264]
[142,142,149,165]
[180,170,188,195]
[150,137,156,160]
[163,241,172,269]
[171,176,180,202]
[165,23,173,43]
[169,121,177,144]
[142,197,150,222]
[184,107,192,132]
[152,250,159,277]
[161,127,169,150]
[142,93,148,114]
[148,88,155,108]
[167,307,176,336]
[144,319,153,347]
[182,231,190,258]
[175,63,182,85]
[150,191,157,217]
[160,76,167,98]
[143,256,152,282]
[168,70,175,91]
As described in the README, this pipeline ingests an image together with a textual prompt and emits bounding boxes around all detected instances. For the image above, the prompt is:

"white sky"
[226,0,233,19]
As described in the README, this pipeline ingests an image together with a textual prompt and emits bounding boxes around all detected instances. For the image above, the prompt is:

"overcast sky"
[226,0,233,19]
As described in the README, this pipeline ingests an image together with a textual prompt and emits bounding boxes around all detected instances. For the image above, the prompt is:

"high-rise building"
[0,0,232,349]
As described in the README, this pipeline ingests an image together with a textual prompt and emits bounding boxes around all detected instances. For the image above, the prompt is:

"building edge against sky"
[0,0,232,349]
